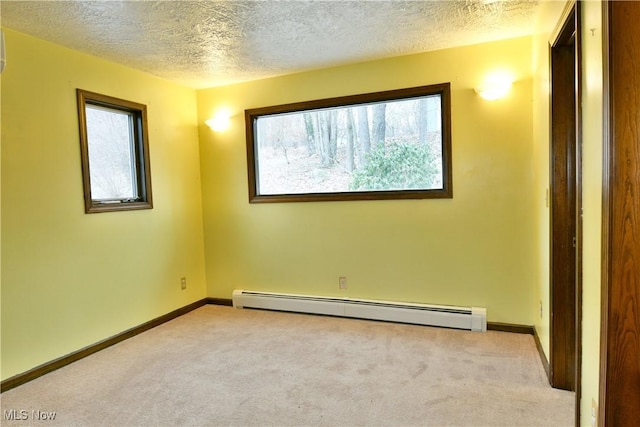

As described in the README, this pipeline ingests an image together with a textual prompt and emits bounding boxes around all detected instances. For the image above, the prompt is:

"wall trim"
[206,297,233,306]
[486,322,534,335]
[0,299,542,393]
[487,322,551,382]
[0,298,209,393]
[533,325,551,383]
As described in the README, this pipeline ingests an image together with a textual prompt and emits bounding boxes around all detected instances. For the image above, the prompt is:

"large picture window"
[77,89,153,213]
[245,83,452,203]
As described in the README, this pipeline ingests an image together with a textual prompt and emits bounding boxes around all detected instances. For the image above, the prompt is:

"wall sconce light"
[475,81,511,101]
[206,110,231,132]
[475,80,512,101]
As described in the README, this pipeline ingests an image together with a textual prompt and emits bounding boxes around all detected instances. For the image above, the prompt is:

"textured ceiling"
[1,0,540,88]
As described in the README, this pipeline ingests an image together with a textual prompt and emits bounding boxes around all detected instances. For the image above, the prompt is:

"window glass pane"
[254,94,444,196]
[85,105,137,200]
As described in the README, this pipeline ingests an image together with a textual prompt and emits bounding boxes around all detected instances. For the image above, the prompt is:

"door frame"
[549,0,582,400]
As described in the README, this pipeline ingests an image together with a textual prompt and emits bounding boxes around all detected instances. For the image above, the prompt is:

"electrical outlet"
[591,398,598,427]
[339,276,347,290]
[180,277,187,290]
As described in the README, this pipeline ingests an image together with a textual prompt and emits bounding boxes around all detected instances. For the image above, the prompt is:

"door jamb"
[548,1,582,416]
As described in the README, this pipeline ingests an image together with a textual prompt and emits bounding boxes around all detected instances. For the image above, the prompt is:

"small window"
[76,89,153,213]
[245,83,452,203]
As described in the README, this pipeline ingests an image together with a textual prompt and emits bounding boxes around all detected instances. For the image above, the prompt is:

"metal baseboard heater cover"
[232,290,487,332]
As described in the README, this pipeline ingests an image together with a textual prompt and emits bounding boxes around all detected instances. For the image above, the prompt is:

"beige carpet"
[0,305,574,426]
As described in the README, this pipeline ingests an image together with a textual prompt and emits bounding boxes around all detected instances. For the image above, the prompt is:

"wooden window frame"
[245,83,452,203]
[76,89,153,214]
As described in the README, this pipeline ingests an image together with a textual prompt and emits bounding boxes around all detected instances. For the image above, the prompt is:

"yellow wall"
[0,29,207,380]
[531,2,604,425]
[531,0,568,365]
[197,37,535,324]
[0,15,607,425]
[580,2,603,425]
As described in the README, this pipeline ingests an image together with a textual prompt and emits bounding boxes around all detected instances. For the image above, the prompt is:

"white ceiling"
[1,0,540,88]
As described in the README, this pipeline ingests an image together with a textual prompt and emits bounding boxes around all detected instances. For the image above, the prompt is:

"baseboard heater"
[232,290,486,332]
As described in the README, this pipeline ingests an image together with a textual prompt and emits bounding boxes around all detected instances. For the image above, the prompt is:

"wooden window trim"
[245,83,453,203]
[76,89,153,213]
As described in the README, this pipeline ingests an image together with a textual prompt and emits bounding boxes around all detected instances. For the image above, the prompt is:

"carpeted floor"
[0,305,574,426]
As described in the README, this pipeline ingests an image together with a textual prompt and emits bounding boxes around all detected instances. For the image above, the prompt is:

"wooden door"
[550,3,581,393]
[600,1,640,425]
